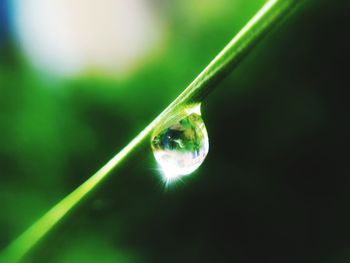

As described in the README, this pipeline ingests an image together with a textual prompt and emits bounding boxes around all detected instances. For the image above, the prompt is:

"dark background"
[1,0,350,262]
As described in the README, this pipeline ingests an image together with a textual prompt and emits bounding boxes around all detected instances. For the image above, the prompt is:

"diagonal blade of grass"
[0,0,302,262]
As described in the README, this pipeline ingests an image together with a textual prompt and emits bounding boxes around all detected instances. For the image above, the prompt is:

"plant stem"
[1,0,301,262]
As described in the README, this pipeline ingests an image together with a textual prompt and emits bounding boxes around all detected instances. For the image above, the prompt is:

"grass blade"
[0,0,301,262]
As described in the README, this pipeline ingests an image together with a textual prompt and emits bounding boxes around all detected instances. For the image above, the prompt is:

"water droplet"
[151,104,209,182]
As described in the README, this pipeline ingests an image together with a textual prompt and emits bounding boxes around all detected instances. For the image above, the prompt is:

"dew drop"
[151,104,209,182]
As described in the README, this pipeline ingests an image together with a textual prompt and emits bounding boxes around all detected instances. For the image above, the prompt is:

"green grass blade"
[0,0,301,262]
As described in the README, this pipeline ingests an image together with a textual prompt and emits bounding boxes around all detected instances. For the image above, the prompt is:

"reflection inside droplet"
[151,104,209,183]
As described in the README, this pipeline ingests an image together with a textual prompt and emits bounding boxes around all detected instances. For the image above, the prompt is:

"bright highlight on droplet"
[151,104,209,183]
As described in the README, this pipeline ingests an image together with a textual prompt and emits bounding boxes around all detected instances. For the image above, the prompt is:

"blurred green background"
[1,0,350,262]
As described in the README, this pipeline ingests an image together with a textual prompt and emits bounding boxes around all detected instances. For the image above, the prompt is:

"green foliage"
[0,0,307,262]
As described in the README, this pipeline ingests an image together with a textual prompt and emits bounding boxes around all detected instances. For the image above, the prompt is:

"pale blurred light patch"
[12,0,163,77]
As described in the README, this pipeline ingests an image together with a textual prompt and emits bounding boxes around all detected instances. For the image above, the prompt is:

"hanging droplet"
[151,104,209,183]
